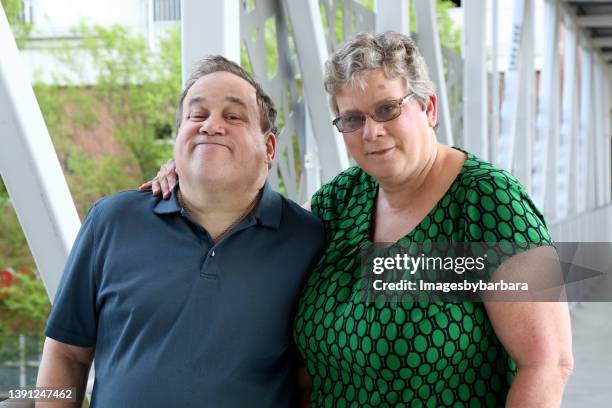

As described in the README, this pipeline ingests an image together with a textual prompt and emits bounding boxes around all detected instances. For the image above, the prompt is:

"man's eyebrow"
[225,96,248,109]
[187,96,205,108]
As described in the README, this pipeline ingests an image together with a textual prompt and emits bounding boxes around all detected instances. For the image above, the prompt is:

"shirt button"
[211,250,216,257]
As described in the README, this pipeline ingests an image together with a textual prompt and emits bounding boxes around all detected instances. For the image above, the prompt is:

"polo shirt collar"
[252,180,282,229]
[153,180,282,229]
[153,184,181,214]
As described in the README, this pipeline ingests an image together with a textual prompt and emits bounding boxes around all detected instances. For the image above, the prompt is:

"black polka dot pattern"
[294,149,552,407]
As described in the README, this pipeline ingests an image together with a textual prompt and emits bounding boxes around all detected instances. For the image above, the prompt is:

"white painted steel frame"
[593,56,607,207]
[497,0,535,194]
[576,39,592,213]
[462,0,488,160]
[180,1,240,84]
[557,12,578,218]
[490,0,500,162]
[413,0,453,146]
[533,0,560,216]
[375,0,410,34]
[0,7,81,301]
[286,0,349,182]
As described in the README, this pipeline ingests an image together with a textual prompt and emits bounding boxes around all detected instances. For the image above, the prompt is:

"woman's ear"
[426,94,438,129]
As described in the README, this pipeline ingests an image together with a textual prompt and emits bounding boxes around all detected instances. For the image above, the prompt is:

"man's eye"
[188,113,206,121]
[225,114,243,122]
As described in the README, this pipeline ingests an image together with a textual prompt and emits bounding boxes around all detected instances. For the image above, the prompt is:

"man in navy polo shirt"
[36,56,324,407]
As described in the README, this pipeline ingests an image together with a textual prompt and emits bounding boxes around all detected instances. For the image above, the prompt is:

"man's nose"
[361,116,384,141]
[199,113,226,135]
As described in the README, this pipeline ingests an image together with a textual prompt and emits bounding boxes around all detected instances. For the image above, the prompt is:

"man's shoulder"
[277,193,323,229]
[89,189,161,222]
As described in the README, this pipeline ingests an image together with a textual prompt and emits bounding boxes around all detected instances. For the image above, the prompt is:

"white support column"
[533,0,560,215]
[496,0,535,189]
[462,0,488,159]
[0,7,80,301]
[286,0,349,182]
[604,69,612,204]
[593,56,607,207]
[301,108,321,203]
[513,0,535,193]
[576,40,592,213]
[181,0,240,83]
[375,0,410,34]
[413,0,454,146]
[557,12,578,219]
[490,0,500,162]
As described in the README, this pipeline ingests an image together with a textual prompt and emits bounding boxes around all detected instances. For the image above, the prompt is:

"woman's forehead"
[336,72,408,109]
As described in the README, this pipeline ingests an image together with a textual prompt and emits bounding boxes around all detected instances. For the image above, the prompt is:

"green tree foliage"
[36,23,181,214]
[0,23,181,346]
[0,0,32,48]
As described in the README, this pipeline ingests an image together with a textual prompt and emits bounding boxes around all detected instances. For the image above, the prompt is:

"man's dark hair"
[176,55,278,136]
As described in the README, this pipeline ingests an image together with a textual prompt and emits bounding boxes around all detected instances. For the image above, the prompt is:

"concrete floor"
[562,279,612,407]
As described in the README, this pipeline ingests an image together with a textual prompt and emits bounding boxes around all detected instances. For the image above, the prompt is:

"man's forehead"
[187,72,257,104]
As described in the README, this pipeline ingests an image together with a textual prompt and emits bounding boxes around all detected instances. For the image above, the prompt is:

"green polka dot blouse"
[293,149,552,407]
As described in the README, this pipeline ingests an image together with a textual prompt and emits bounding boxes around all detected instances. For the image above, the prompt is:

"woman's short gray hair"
[324,31,436,114]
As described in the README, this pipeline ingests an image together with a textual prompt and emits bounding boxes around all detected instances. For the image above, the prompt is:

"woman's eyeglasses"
[332,93,417,133]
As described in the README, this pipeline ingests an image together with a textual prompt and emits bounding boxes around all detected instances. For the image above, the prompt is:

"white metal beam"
[496,0,525,173]
[497,0,535,192]
[593,56,607,207]
[514,0,536,194]
[533,0,560,216]
[375,0,410,34]
[576,14,612,27]
[490,0,500,162]
[592,37,612,47]
[285,0,349,182]
[0,7,80,301]
[413,0,454,146]
[180,0,240,83]
[462,0,488,159]
[557,12,578,218]
[576,39,593,213]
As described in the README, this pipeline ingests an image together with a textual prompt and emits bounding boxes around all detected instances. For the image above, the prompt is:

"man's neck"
[178,181,264,240]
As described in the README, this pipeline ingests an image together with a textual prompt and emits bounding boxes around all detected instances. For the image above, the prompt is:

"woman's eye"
[344,114,363,124]
[376,104,395,115]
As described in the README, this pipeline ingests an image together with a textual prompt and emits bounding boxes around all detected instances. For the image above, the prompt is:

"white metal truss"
[413,0,453,146]
[286,0,350,183]
[604,67,612,204]
[375,0,410,34]
[490,0,500,162]
[593,55,607,207]
[576,38,592,213]
[533,0,560,216]
[0,7,80,301]
[462,0,488,160]
[180,1,240,83]
[557,12,578,219]
[496,0,536,193]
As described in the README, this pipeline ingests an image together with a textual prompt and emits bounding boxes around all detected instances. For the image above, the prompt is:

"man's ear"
[264,132,276,165]
[426,94,438,129]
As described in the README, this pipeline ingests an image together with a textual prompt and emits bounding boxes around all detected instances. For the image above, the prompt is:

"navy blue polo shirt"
[45,182,324,408]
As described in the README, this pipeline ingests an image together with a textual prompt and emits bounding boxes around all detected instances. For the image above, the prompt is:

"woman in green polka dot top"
[293,31,573,407]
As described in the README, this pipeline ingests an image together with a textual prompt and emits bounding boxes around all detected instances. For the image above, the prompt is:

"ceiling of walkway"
[567,0,612,61]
